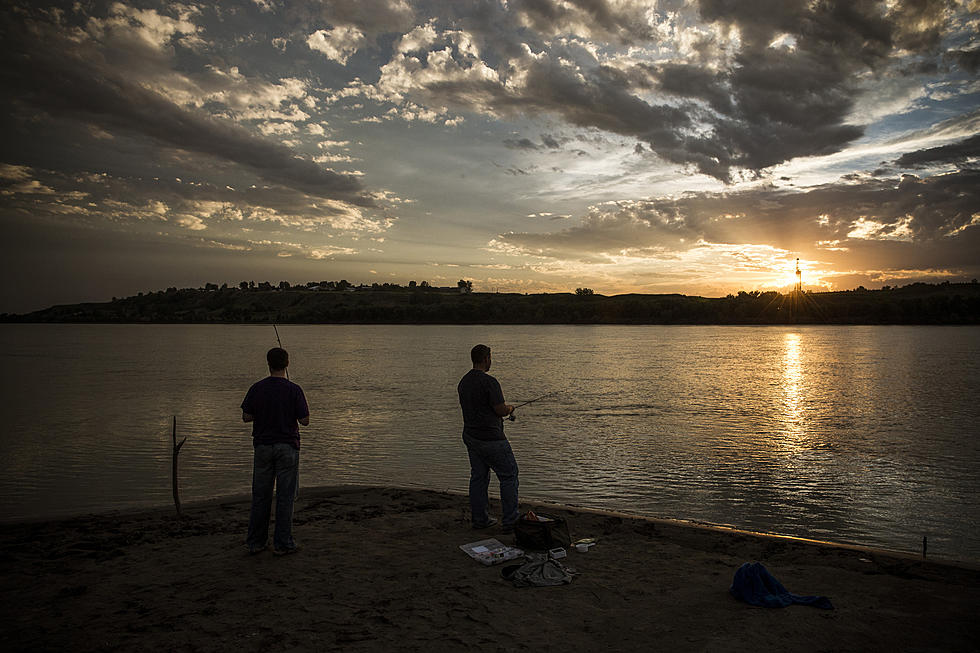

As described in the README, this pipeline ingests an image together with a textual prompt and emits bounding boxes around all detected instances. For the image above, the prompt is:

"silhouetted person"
[457,344,518,532]
[242,347,309,555]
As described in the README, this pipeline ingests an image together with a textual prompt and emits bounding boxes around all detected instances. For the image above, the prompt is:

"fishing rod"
[507,391,559,421]
[273,324,288,380]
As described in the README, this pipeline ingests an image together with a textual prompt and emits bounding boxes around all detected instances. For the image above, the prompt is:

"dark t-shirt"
[241,376,309,450]
[457,368,506,441]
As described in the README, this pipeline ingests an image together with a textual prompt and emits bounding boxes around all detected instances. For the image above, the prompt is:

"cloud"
[492,168,980,280]
[0,164,393,240]
[316,0,415,35]
[396,20,440,54]
[541,133,562,149]
[511,0,658,45]
[191,66,310,115]
[948,47,980,73]
[252,0,277,13]
[504,138,539,150]
[175,214,208,230]
[337,0,975,183]
[245,239,358,259]
[0,10,373,206]
[1,180,57,196]
[894,134,980,168]
[88,3,203,53]
[0,164,32,181]
[307,25,367,64]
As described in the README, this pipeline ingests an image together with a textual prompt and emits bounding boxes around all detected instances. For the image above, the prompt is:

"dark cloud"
[652,63,733,114]
[387,0,967,182]
[442,57,703,170]
[512,0,656,45]
[888,0,949,52]
[541,134,561,149]
[948,48,980,73]
[697,0,809,48]
[646,0,960,177]
[0,9,373,206]
[282,0,416,42]
[503,133,570,151]
[503,138,539,150]
[316,0,416,35]
[894,134,980,168]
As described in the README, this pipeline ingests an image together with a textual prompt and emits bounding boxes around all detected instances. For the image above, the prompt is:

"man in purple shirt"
[457,344,518,532]
[241,347,309,555]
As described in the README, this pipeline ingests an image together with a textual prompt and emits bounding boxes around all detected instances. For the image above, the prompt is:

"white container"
[575,543,590,553]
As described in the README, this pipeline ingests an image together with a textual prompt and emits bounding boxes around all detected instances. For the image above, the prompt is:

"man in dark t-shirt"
[241,347,309,555]
[457,344,518,531]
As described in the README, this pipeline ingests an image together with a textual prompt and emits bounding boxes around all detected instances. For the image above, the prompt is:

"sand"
[1,485,977,652]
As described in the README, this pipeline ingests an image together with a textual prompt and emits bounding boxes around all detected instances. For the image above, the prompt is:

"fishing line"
[273,324,288,380]
[507,390,561,421]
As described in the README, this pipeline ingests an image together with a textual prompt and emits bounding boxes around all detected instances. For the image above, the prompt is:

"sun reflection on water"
[780,332,806,446]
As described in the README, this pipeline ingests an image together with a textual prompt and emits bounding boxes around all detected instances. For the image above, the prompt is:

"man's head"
[471,344,491,370]
[267,347,289,372]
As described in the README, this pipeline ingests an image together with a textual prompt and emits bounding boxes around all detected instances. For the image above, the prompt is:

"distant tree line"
[3,281,979,325]
[187,279,474,293]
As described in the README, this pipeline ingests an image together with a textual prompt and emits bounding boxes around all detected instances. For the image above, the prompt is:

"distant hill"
[3,282,980,325]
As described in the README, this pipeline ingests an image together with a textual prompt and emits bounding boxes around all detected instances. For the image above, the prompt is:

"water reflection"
[779,332,806,447]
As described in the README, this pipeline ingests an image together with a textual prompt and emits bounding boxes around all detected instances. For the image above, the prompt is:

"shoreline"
[2,484,978,651]
[4,484,975,570]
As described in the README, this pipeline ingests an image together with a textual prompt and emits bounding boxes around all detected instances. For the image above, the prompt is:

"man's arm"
[296,389,310,427]
[493,402,514,417]
[242,412,254,423]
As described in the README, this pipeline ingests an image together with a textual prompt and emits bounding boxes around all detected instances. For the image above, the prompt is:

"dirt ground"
[2,485,977,652]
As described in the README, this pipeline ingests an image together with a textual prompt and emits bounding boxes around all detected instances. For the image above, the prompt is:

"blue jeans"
[463,434,519,527]
[246,443,299,551]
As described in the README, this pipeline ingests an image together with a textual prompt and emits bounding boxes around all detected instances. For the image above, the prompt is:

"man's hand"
[493,403,514,418]
[242,411,254,423]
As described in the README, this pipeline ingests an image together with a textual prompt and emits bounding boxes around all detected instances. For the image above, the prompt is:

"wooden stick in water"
[172,416,187,516]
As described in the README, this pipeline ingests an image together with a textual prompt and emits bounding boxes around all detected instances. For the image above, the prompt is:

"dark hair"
[470,344,491,365]
[267,347,289,371]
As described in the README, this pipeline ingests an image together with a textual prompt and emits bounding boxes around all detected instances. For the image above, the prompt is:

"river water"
[1,324,978,562]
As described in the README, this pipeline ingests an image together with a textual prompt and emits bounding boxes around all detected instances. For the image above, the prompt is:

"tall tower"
[795,258,803,294]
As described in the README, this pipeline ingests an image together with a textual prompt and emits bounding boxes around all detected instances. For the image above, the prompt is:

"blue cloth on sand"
[730,562,834,609]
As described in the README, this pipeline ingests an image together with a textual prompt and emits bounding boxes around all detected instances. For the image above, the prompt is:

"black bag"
[514,513,571,551]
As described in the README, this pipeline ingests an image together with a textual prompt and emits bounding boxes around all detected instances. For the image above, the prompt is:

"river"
[1,324,977,562]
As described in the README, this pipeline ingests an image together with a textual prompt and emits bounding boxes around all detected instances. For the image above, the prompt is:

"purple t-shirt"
[241,376,309,450]
[457,369,506,441]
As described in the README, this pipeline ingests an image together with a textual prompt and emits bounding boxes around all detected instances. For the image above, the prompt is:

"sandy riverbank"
[1,485,977,651]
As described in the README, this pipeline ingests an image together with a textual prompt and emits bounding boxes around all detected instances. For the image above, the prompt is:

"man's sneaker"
[273,545,300,556]
[501,523,515,534]
[247,544,267,555]
[472,517,498,530]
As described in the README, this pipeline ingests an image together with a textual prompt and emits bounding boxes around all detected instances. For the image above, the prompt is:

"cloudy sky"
[1,0,978,313]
